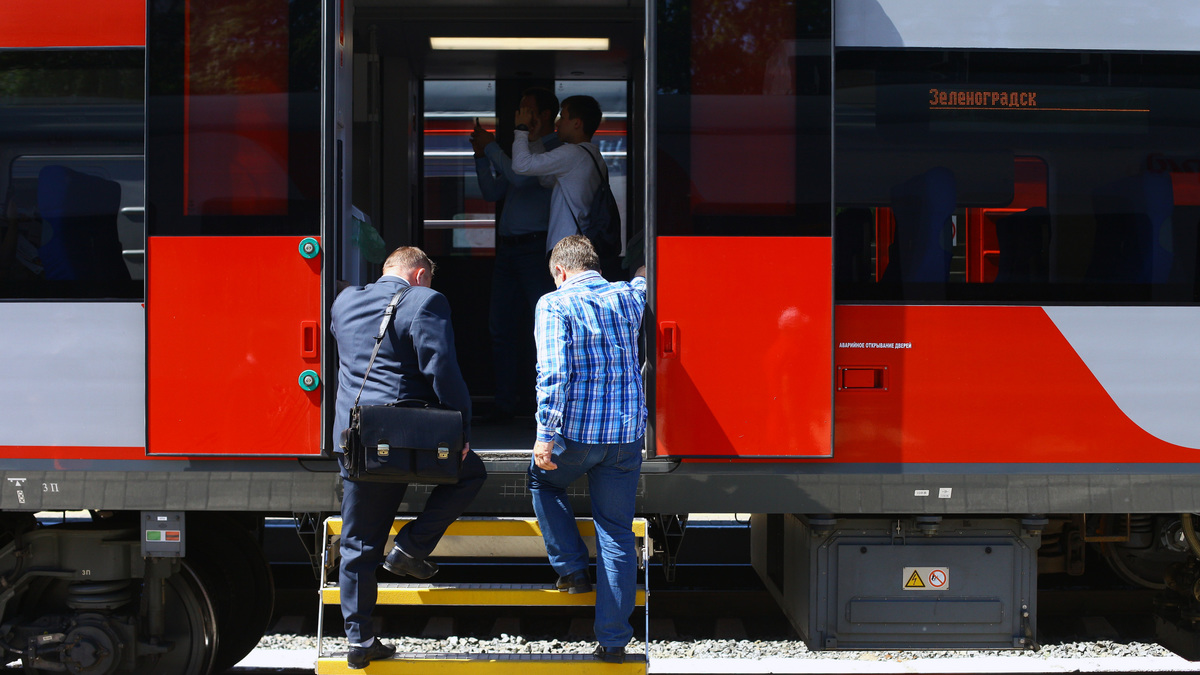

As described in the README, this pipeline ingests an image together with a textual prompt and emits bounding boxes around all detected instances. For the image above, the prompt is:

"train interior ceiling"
[345,1,644,448]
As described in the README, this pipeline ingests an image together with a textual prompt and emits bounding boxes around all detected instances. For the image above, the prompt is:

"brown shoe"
[593,645,625,664]
[555,570,593,594]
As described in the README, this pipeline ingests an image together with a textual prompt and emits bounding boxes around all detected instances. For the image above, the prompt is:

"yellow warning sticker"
[902,566,949,591]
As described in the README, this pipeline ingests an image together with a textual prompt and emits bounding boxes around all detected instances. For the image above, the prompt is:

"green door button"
[299,237,321,259]
[298,370,321,391]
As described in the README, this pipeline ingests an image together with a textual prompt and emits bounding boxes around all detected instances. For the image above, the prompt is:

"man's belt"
[498,232,545,246]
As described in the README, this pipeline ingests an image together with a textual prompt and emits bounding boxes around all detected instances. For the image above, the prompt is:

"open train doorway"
[335,2,646,451]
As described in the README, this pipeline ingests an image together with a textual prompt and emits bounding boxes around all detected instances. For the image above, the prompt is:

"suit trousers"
[338,450,487,644]
[490,238,554,415]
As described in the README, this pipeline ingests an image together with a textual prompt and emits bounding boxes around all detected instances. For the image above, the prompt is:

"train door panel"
[651,0,834,458]
[655,238,833,458]
[145,0,325,456]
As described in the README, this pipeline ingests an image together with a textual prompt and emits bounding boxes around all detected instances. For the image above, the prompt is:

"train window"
[423,80,498,253]
[654,0,832,237]
[146,0,321,237]
[834,50,1200,305]
[0,49,143,299]
[421,79,628,256]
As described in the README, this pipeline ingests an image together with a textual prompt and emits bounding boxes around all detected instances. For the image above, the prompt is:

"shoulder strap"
[582,144,609,181]
[566,145,608,234]
[352,284,413,407]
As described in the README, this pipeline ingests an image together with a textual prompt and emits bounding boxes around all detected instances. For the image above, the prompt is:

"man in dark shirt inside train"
[331,247,487,669]
[470,87,562,423]
[529,235,647,664]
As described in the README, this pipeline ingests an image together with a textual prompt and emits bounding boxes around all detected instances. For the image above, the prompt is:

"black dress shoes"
[347,639,396,669]
[555,569,593,594]
[382,545,438,579]
[593,645,625,664]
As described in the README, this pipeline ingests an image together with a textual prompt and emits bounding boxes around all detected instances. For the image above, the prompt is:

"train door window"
[423,80,498,252]
[0,49,143,300]
[146,0,321,237]
[654,0,832,237]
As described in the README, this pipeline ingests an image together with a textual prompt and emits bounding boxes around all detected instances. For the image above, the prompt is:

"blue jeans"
[528,435,643,647]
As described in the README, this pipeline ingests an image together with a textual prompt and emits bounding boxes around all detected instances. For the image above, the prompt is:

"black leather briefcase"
[341,400,463,484]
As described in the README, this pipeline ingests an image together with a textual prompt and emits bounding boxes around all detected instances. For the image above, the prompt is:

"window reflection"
[834,50,1200,304]
[0,50,143,299]
[655,0,832,237]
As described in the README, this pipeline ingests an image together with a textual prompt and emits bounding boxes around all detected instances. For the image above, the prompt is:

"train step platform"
[315,516,650,674]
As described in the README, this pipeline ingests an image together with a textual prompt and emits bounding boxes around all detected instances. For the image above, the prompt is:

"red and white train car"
[3,0,1200,671]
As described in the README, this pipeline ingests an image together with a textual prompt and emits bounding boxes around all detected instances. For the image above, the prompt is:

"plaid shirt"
[534,271,647,444]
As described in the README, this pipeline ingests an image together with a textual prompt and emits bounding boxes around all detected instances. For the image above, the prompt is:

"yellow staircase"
[315,516,649,674]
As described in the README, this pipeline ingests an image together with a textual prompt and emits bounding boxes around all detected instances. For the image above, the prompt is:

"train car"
[4,0,1200,671]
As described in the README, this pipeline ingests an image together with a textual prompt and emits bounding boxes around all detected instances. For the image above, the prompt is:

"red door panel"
[147,236,322,456]
[656,237,833,458]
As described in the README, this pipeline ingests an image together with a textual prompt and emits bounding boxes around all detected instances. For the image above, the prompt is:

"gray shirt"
[510,130,603,253]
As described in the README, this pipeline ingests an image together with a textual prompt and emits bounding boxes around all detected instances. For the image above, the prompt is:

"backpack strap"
[566,145,608,234]
[582,144,609,180]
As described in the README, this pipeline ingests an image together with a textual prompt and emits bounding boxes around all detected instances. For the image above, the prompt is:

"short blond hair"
[549,235,600,274]
[383,246,436,276]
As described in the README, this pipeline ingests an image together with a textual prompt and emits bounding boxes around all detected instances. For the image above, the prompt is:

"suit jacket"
[330,276,472,446]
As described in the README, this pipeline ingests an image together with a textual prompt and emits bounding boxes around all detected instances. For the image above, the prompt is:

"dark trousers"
[490,238,554,415]
[338,451,487,644]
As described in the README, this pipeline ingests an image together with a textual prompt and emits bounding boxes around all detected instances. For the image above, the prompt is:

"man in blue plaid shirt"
[530,235,647,664]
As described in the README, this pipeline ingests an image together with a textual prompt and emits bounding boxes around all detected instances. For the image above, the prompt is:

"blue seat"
[37,166,130,282]
[1089,173,1174,283]
[883,167,957,283]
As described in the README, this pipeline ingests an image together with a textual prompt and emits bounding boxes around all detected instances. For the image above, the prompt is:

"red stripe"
[0,446,146,461]
[0,1,145,48]
[0,447,286,462]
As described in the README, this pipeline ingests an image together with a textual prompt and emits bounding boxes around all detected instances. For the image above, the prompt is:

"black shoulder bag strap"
[565,144,609,234]
[352,284,413,407]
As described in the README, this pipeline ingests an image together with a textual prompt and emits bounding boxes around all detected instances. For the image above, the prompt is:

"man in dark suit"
[331,246,486,669]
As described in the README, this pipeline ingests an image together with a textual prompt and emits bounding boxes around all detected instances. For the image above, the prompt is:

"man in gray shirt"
[510,95,605,255]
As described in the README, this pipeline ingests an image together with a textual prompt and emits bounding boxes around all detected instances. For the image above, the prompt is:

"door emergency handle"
[660,321,679,359]
[301,320,319,358]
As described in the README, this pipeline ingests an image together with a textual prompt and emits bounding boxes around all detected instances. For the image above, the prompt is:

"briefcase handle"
[390,398,440,409]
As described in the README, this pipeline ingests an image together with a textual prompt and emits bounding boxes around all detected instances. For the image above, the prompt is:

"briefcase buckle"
[438,445,450,460]
[377,443,390,458]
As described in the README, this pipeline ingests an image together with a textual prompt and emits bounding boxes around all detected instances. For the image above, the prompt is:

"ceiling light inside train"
[429,37,609,51]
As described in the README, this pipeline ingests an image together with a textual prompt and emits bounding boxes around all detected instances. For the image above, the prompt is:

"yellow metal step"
[315,653,647,674]
[321,583,646,607]
[325,517,647,539]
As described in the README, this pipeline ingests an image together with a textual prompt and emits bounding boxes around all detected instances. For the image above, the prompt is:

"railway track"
[227,564,1172,672]
[226,518,1186,674]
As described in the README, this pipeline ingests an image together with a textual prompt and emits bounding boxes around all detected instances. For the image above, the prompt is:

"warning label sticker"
[902,567,949,591]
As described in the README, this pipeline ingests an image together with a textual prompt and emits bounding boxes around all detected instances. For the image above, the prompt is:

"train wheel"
[137,562,220,675]
[185,515,275,673]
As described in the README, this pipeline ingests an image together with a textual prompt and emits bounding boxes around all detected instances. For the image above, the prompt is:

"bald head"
[382,246,436,288]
